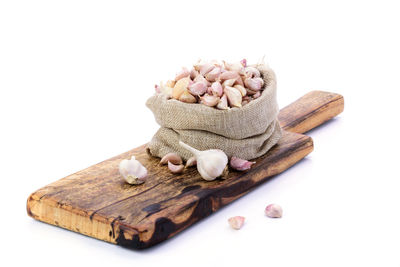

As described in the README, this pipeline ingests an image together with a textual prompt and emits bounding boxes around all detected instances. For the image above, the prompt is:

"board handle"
[278,90,344,134]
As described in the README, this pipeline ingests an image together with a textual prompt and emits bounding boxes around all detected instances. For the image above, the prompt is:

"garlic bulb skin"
[119,156,147,184]
[179,141,228,181]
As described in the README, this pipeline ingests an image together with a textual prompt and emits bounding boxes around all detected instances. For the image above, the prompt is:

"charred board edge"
[278,91,344,134]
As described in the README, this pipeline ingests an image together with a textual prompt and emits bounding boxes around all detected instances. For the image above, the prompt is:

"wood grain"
[278,90,344,134]
[27,90,343,249]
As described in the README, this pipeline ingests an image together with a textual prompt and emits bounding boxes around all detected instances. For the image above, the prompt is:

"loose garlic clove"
[216,94,229,110]
[205,67,221,82]
[172,77,191,99]
[224,86,242,108]
[188,81,207,96]
[234,75,244,87]
[166,80,176,88]
[200,94,220,107]
[199,63,215,76]
[233,84,247,97]
[244,77,264,91]
[230,156,255,171]
[179,90,197,103]
[211,81,223,97]
[265,204,283,218]
[160,153,183,165]
[185,157,197,167]
[246,87,257,95]
[179,141,228,181]
[222,78,236,88]
[119,156,147,185]
[228,216,245,230]
[175,67,190,81]
[244,66,261,78]
[168,161,184,174]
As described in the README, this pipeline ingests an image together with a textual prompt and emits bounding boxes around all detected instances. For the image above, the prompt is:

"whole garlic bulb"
[179,141,228,181]
[119,155,148,184]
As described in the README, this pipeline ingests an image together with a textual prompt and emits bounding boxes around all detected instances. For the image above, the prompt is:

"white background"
[1,0,399,266]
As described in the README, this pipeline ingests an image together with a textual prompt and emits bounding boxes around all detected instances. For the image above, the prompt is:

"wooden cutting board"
[27,90,344,249]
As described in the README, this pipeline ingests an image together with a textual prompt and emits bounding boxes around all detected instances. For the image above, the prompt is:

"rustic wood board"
[27,91,344,249]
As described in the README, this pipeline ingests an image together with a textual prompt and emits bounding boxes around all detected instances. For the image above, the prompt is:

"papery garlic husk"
[179,90,197,103]
[179,141,228,181]
[200,94,220,107]
[175,67,190,81]
[211,81,223,97]
[228,216,245,230]
[244,77,264,91]
[173,77,191,99]
[160,153,183,165]
[230,156,255,171]
[205,67,221,82]
[185,157,197,168]
[224,86,242,108]
[188,81,207,96]
[216,94,229,110]
[244,66,261,78]
[168,161,184,174]
[119,155,147,185]
[233,84,247,97]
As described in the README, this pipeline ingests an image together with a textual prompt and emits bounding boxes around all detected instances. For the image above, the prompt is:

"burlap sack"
[146,63,282,161]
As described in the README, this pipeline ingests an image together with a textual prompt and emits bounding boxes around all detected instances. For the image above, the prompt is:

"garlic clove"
[211,81,223,97]
[244,77,264,91]
[168,161,184,174]
[223,60,244,73]
[230,156,255,171]
[160,153,183,165]
[188,81,207,96]
[228,216,245,230]
[234,75,244,87]
[179,141,228,181]
[175,67,190,81]
[200,63,215,76]
[194,74,211,87]
[200,94,220,107]
[179,90,197,103]
[119,155,147,185]
[244,66,261,78]
[224,86,242,108]
[190,68,199,80]
[252,90,261,99]
[246,87,258,95]
[265,204,283,218]
[185,157,197,167]
[216,94,229,110]
[172,77,191,99]
[155,84,161,94]
[240,58,247,67]
[222,78,236,88]
[233,84,247,97]
[165,80,176,88]
[205,67,221,82]
[220,71,239,81]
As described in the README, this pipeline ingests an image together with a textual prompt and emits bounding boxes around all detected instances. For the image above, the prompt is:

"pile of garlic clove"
[155,59,265,109]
